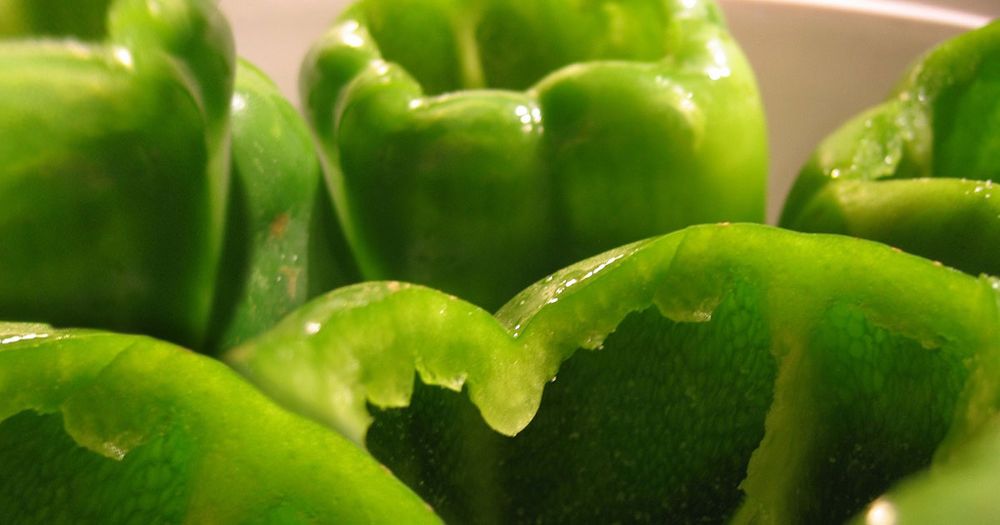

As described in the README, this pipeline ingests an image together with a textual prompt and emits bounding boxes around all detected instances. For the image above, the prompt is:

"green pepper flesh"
[229,224,1000,522]
[0,322,440,523]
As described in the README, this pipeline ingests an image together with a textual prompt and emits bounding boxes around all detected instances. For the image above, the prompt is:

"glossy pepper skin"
[780,21,1000,277]
[301,0,768,309]
[0,323,440,523]
[227,224,1000,523]
[0,0,233,348]
[207,60,360,351]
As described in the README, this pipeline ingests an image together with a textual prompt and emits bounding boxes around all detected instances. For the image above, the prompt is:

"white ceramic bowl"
[218,0,996,221]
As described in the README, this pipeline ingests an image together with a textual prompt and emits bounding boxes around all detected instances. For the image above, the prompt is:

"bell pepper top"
[302,0,767,309]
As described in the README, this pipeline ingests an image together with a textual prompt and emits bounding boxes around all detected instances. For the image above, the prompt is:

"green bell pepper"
[0,0,233,348]
[207,59,359,351]
[301,0,767,309]
[780,21,1000,277]
[0,322,439,523]
[227,223,1000,523]
[0,1,360,351]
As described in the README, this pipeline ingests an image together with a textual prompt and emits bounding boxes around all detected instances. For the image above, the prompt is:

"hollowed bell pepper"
[227,223,1000,523]
[301,0,767,309]
[0,322,439,523]
[0,0,234,347]
[780,21,1000,277]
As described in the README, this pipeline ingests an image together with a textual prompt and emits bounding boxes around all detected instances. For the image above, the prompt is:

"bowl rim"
[726,0,992,28]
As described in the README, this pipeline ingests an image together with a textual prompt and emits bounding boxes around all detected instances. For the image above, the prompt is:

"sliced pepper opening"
[0,325,440,522]
[367,295,778,524]
[229,224,999,522]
